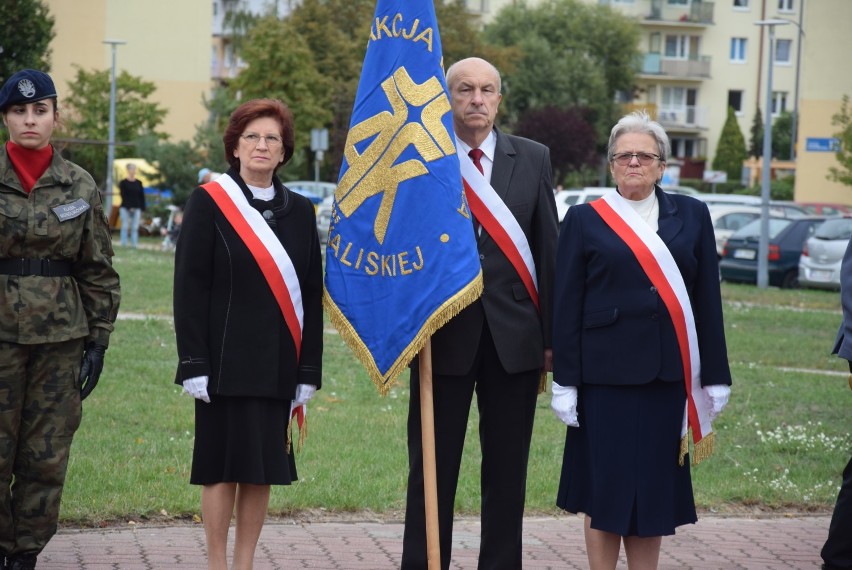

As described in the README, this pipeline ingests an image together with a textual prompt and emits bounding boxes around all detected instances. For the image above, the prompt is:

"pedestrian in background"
[0,69,121,570]
[551,111,731,569]
[823,237,852,570]
[118,162,146,248]
[173,98,323,570]
[401,57,558,570]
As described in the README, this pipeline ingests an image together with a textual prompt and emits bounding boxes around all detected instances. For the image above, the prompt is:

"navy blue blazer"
[552,187,732,388]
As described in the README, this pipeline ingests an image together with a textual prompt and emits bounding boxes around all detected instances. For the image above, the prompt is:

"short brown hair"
[223,98,296,172]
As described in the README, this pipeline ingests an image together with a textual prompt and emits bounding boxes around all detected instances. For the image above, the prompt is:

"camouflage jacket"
[0,146,120,346]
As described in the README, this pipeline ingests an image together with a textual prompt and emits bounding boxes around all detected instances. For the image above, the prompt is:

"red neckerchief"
[6,141,53,193]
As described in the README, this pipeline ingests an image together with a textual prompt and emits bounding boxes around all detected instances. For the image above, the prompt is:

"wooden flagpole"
[419,338,441,570]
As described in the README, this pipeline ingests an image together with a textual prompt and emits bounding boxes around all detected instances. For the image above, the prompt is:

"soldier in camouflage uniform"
[0,70,120,570]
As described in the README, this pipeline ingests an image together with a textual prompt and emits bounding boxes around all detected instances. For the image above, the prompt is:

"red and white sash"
[590,191,715,465]
[202,173,304,360]
[458,147,539,311]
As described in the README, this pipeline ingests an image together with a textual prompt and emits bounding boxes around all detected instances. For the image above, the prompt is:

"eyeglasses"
[611,152,662,166]
[241,133,283,148]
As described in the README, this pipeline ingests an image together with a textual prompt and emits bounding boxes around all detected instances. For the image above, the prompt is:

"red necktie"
[469,148,485,175]
[468,148,484,235]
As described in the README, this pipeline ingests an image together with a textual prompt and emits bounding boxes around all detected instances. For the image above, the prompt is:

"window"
[772,91,788,116]
[730,38,747,63]
[778,0,794,12]
[668,0,688,4]
[728,90,744,114]
[665,35,700,60]
[733,0,749,7]
[775,39,792,64]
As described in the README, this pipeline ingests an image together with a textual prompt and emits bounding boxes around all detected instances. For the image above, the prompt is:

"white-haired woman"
[550,111,732,569]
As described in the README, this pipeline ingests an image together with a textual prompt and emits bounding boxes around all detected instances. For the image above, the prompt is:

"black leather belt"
[0,258,72,276]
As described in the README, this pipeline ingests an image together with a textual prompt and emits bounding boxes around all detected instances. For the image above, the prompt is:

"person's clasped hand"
[704,384,731,421]
[183,376,210,403]
[79,343,107,400]
[550,381,579,427]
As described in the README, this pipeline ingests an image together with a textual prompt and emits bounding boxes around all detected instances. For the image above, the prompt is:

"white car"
[708,205,762,257]
[799,216,852,290]
[554,187,610,222]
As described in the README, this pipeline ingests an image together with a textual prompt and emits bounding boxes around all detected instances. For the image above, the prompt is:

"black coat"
[552,187,732,388]
[173,169,323,399]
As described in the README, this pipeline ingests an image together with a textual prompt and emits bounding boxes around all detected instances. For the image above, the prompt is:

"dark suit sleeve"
[173,187,216,383]
[834,238,852,363]
[552,205,587,387]
[533,146,559,347]
[691,200,732,387]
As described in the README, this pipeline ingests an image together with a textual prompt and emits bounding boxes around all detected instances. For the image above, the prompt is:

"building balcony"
[639,53,711,79]
[644,0,714,26]
[656,106,709,130]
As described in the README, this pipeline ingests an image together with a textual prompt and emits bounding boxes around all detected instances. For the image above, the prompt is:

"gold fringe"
[323,270,484,396]
[286,414,308,453]
[538,371,548,394]
[679,430,716,466]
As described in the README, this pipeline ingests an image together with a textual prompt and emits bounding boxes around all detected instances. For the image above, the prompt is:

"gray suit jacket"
[429,127,558,376]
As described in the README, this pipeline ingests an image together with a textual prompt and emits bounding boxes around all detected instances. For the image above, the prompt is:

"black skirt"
[556,381,697,537]
[190,395,297,485]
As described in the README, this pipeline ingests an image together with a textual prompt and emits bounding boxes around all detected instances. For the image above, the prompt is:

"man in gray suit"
[401,57,559,570]
[824,238,852,570]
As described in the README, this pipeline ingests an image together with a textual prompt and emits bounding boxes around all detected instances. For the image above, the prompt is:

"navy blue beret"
[0,69,57,112]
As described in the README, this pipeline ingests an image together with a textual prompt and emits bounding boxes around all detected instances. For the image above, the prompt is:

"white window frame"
[728,90,744,115]
[772,91,788,116]
[775,39,792,65]
[733,0,749,8]
[778,0,794,13]
[730,38,747,63]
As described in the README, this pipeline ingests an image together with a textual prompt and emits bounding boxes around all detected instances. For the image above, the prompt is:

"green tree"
[828,94,852,187]
[772,111,793,160]
[193,87,238,175]
[59,67,168,189]
[135,136,204,208]
[712,107,748,181]
[483,0,640,142]
[228,15,333,179]
[749,107,764,158]
[0,0,55,84]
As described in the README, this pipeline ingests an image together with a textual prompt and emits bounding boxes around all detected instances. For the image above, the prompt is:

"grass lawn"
[59,244,851,526]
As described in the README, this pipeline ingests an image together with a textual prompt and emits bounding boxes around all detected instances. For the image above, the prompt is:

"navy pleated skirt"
[556,381,697,537]
[190,395,297,486]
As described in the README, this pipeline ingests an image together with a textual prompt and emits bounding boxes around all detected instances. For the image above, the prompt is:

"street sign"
[311,128,329,152]
[805,137,840,152]
[703,170,728,183]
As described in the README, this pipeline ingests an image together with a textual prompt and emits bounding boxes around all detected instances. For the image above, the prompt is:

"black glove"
[79,343,107,400]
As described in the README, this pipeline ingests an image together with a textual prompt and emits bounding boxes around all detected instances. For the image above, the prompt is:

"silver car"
[798,217,852,290]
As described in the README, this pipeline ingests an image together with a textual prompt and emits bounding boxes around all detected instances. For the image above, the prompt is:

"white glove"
[182,375,210,403]
[550,381,579,427]
[293,384,317,406]
[704,384,730,421]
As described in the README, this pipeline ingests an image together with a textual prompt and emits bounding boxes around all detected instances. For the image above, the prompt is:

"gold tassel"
[286,414,308,453]
[538,371,548,395]
[323,271,484,396]
[679,430,716,466]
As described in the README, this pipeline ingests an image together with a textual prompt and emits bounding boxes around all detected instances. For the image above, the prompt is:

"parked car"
[797,202,852,216]
[709,205,762,257]
[798,216,852,290]
[554,187,610,222]
[719,216,825,288]
[286,180,336,206]
[696,193,761,208]
[768,200,809,218]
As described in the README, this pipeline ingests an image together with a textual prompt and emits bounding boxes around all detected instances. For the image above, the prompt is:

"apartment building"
[477,0,852,202]
[43,0,212,142]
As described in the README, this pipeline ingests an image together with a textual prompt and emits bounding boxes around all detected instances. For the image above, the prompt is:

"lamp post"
[103,39,126,215]
[754,19,789,289]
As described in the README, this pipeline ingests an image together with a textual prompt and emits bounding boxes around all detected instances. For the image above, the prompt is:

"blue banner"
[323,0,482,394]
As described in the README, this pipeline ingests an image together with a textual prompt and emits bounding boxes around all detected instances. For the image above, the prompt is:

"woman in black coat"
[173,99,323,569]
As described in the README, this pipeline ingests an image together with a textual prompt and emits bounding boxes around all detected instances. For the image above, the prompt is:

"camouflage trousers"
[0,338,83,557]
